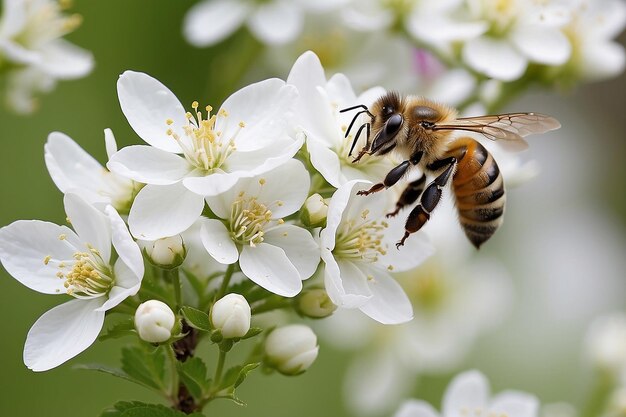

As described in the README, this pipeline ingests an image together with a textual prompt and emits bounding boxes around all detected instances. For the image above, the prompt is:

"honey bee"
[341,92,561,249]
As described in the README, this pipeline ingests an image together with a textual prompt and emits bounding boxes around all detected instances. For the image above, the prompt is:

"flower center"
[458,407,508,417]
[166,101,245,172]
[481,0,519,36]
[14,0,82,48]
[228,185,284,247]
[401,260,448,312]
[46,243,114,299]
[333,209,389,262]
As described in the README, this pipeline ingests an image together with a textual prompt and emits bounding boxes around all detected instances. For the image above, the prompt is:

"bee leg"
[386,174,426,218]
[357,160,411,196]
[396,157,456,248]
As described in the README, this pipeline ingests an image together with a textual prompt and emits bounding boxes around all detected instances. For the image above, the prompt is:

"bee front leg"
[357,160,411,196]
[386,173,426,218]
[396,157,456,249]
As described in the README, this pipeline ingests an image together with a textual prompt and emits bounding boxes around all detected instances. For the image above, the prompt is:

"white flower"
[585,312,626,377]
[139,235,186,269]
[320,180,434,324]
[0,0,93,113]
[0,193,144,371]
[211,293,251,339]
[301,193,329,227]
[393,370,539,417]
[200,160,320,297]
[45,129,140,214]
[287,51,395,188]
[265,324,319,375]
[107,71,301,241]
[183,0,345,47]
[134,300,176,343]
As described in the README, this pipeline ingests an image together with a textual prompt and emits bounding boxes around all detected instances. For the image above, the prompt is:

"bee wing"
[433,113,561,151]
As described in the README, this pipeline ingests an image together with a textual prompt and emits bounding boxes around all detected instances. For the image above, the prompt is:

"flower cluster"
[0,0,93,113]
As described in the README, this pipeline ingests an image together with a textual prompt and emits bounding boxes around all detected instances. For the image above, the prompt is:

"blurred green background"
[0,1,625,416]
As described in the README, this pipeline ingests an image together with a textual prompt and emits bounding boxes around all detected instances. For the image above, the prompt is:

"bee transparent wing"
[433,113,561,151]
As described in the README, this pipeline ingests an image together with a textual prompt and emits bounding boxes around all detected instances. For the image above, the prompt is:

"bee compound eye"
[385,113,403,135]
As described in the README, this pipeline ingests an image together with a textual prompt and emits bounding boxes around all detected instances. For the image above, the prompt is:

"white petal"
[105,205,144,279]
[0,0,26,38]
[128,183,205,240]
[239,243,301,297]
[0,39,41,65]
[463,37,527,81]
[264,225,319,280]
[63,193,112,263]
[247,1,302,45]
[252,159,310,218]
[37,39,94,79]
[322,256,372,309]
[325,73,357,105]
[183,0,249,47]
[490,391,539,417]
[511,26,571,65]
[394,400,440,417]
[580,40,626,81]
[225,135,303,177]
[216,78,298,152]
[321,180,359,246]
[443,370,490,417]
[24,298,105,371]
[307,138,344,188]
[428,69,477,107]
[107,145,192,185]
[380,215,434,272]
[200,218,239,264]
[0,221,80,294]
[408,14,487,44]
[97,259,142,312]
[44,131,110,204]
[286,51,327,89]
[183,171,243,197]
[359,267,413,324]
[117,71,186,153]
[104,128,118,160]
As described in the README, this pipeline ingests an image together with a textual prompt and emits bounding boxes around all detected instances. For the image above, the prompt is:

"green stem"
[168,268,182,311]
[251,297,292,315]
[166,344,180,403]
[581,370,614,417]
[216,264,235,300]
[213,350,227,389]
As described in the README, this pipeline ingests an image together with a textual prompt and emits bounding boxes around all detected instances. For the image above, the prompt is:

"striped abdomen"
[445,137,505,248]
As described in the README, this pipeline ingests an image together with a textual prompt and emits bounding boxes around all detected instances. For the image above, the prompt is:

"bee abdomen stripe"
[459,204,504,222]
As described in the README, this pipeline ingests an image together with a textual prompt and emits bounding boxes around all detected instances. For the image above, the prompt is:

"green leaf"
[99,318,136,341]
[101,401,204,417]
[241,327,263,340]
[234,362,259,388]
[121,345,167,392]
[180,306,211,332]
[218,362,259,390]
[177,357,211,401]
[74,363,155,391]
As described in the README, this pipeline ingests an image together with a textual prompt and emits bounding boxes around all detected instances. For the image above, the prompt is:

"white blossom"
[107,71,301,241]
[138,235,186,269]
[265,324,319,375]
[211,293,251,339]
[0,193,144,371]
[585,312,626,377]
[134,300,176,343]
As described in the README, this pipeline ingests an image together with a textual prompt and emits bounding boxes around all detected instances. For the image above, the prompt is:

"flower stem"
[213,350,227,389]
[167,268,182,311]
[166,344,180,402]
[581,370,614,417]
[216,264,235,300]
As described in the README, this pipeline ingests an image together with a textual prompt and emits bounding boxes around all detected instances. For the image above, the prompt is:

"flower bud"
[140,235,186,269]
[585,313,626,376]
[211,293,251,339]
[134,300,176,343]
[265,324,319,375]
[300,193,328,227]
[296,288,336,318]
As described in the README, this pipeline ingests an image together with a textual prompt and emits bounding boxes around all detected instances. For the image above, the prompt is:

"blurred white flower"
[200,160,319,297]
[0,193,144,371]
[138,234,186,269]
[107,71,301,241]
[265,324,319,375]
[585,312,626,378]
[287,51,394,188]
[134,300,176,343]
[183,0,346,47]
[393,370,539,417]
[296,288,337,319]
[0,0,93,113]
[211,293,251,339]
[320,180,434,324]
[45,129,140,214]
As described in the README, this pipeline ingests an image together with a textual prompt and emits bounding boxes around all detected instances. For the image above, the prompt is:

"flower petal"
[128,183,205,240]
[393,400,440,417]
[463,37,527,81]
[247,1,302,45]
[264,225,320,280]
[117,71,186,153]
[239,243,302,297]
[63,192,112,263]
[511,26,571,65]
[200,218,239,264]
[97,259,142,312]
[105,205,144,279]
[0,221,80,294]
[380,213,435,272]
[104,128,118,160]
[580,40,626,81]
[252,159,310,218]
[183,171,243,197]
[44,131,110,204]
[442,370,490,417]
[24,298,105,371]
[225,135,303,177]
[36,39,94,79]
[323,258,372,309]
[0,0,26,38]
[183,0,249,47]
[107,145,192,185]
[307,136,344,188]
[489,391,539,417]
[359,267,413,324]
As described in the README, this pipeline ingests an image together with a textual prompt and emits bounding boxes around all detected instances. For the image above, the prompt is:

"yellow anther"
[185,112,192,119]
[206,105,213,112]
[239,121,246,128]
[166,128,173,136]
[341,125,347,132]
[259,178,266,185]
[283,232,288,237]
[44,255,52,265]
[191,101,199,109]
[58,234,67,240]
[219,109,229,117]
[166,118,174,125]
[361,209,370,220]
[278,219,285,224]
[387,265,394,271]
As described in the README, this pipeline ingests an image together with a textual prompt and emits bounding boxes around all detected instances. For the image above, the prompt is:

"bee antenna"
[340,104,373,116]
[348,122,370,157]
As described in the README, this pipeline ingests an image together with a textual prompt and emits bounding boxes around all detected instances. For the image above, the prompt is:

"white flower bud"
[140,235,186,269]
[301,193,328,227]
[297,289,336,318]
[585,313,626,375]
[134,300,176,343]
[211,293,251,339]
[265,324,319,375]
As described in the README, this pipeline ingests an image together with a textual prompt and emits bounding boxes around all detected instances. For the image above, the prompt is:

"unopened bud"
[265,324,319,375]
[300,193,328,227]
[296,289,336,318]
[140,235,186,269]
[211,294,251,339]
[134,300,176,343]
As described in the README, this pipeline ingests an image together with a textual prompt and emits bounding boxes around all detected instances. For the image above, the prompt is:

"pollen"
[58,234,66,240]
[333,219,389,263]
[43,255,51,265]
[62,250,114,299]
[229,194,284,246]
[166,118,174,125]
[259,178,266,185]
[239,121,246,128]
[361,209,370,220]
[66,217,72,225]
